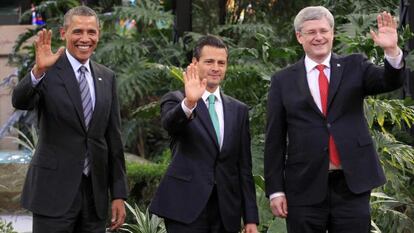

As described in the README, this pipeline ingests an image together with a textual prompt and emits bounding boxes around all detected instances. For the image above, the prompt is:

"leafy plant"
[0,219,17,233]
[120,202,166,233]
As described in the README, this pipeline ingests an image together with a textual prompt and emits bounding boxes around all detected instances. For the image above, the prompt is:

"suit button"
[327,123,331,128]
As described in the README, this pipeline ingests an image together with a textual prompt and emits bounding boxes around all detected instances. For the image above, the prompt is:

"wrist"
[384,46,400,57]
[32,64,46,79]
[184,98,197,109]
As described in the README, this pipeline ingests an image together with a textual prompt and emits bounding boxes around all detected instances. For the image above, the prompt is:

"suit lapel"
[195,98,220,150]
[294,58,325,118]
[221,93,233,153]
[88,61,104,131]
[56,54,86,130]
[328,54,344,109]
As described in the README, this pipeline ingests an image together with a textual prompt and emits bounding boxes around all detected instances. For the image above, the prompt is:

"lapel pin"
[98,77,102,81]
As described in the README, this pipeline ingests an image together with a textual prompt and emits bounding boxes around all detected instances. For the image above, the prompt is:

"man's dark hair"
[63,5,99,29]
[193,35,228,60]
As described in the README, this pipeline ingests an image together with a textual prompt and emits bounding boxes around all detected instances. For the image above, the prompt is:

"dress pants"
[286,170,371,233]
[33,175,106,233]
[164,186,237,233]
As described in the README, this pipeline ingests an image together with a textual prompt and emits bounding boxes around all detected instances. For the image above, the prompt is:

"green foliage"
[121,202,166,233]
[5,126,38,154]
[126,162,167,208]
[8,0,414,231]
[0,219,17,233]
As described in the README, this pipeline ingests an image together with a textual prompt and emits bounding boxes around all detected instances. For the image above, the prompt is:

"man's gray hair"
[293,6,334,32]
[63,5,99,29]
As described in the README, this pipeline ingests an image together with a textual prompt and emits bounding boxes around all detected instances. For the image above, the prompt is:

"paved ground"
[0,214,32,233]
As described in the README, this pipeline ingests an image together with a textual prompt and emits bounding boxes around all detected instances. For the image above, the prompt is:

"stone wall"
[0,25,34,150]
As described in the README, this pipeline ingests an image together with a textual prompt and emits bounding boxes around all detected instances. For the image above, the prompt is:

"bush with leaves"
[0,219,17,233]
[120,202,166,233]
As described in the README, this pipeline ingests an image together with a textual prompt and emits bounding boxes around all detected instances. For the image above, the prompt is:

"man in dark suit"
[264,6,404,233]
[149,35,259,233]
[12,6,127,233]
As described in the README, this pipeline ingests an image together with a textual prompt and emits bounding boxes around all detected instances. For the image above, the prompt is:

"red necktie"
[316,65,341,167]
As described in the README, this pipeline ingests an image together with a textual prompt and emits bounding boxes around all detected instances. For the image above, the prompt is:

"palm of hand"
[374,26,398,48]
[185,77,205,102]
[36,43,60,68]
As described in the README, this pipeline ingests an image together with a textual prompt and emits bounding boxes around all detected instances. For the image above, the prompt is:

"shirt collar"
[203,86,222,103]
[66,49,91,74]
[304,53,331,73]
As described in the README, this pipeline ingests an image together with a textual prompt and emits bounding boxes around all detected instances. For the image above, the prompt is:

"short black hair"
[63,6,99,29]
[193,35,228,60]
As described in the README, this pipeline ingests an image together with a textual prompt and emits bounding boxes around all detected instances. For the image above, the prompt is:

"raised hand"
[33,28,65,79]
[370,11,400,57]
[183,63,207,109]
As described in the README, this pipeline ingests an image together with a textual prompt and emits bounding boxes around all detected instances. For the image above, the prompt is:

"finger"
[193,65,199,81]
[201,78,207,89]
[185,65,191,83]
[187,64,193,81]
[110,208,120,230]
[37,30,44,46]
[282,199,288,215]
[391,16,397,29]
[55,46,65,57]
[34,37,39,50]
[46,29,52,46]
[370,29,378,43]
[377,13,383,28]
[270,202,280,216]
[275,203,285,218]
[42,28,48,45]
[183,71,187,84]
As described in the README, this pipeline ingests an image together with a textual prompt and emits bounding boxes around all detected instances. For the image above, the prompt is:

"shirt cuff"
[31,69,45,87]
[181,98,197,118]
[269,192,285,201]
[385,48,403,69]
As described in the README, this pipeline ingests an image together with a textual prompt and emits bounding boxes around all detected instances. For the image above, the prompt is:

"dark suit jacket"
[264,53,404,206]
[12,54,128,219]
[149,90,259,232]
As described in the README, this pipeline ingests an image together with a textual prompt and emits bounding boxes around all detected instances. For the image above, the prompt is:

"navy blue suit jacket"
[150,90,259,232]
[264,53,404,206]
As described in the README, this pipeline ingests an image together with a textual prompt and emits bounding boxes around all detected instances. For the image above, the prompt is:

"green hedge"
[126,162,168,208]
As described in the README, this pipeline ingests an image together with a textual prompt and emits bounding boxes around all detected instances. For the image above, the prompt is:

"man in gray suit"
[12,6,127,233]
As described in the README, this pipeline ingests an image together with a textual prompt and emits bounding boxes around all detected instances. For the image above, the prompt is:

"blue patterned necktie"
[208,94,220,144]
[78,66,93,175]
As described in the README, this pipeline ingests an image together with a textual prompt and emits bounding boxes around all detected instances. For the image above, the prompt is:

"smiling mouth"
[76,45,92,51]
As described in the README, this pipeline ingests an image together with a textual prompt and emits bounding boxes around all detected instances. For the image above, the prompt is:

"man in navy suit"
[264,6,404,233]
[150,35,259,233]
[12,6,127,233]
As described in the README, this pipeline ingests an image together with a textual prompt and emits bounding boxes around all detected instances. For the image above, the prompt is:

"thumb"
[55,46,65,57]
[201,78,207,88]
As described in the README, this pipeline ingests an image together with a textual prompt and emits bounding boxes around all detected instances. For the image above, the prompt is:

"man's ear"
[192,57,198,64]
[295,31,303,45]
[59,27,66,40]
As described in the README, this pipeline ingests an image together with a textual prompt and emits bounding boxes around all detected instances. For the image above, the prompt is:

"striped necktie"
[78,66,93,129]
[78,66,93,175]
